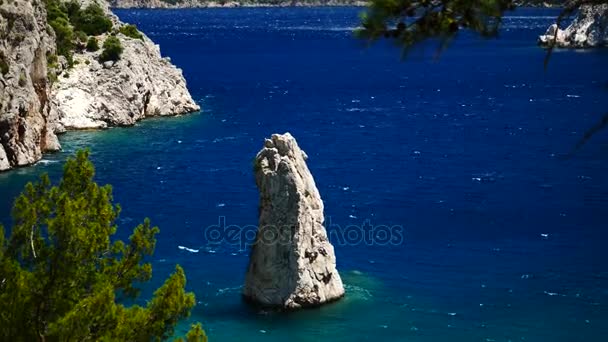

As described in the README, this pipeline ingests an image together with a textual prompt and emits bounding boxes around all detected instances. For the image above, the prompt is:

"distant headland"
[108,0,564,9]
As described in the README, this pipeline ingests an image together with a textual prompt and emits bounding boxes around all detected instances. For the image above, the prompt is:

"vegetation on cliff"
[44,0,142,66]
[99,34,123,61]
[0,150,206,341]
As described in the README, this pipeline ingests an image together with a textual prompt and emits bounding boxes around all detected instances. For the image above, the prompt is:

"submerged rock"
[243,133,345,309]
[539,4,608,48]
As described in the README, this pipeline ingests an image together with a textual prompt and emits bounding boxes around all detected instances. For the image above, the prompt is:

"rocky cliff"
[0,0,198,171]
[0,0,60,171]
[539,4,608,48]
[243,133,344,309]
[52,0,199,129]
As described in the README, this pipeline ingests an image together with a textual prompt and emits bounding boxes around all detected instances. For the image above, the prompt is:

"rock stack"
[243,133,345,309]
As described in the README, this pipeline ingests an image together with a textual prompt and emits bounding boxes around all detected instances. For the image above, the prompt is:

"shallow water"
[1,7,608,341]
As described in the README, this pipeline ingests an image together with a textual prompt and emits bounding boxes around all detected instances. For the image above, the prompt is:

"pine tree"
[0,150,206,341]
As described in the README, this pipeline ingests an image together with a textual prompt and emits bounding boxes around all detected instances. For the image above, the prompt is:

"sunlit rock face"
[0,0,199,171]
[0,0,60,171]
[52,0,199,130]
[539,4,608,48]
[243,133,345,309]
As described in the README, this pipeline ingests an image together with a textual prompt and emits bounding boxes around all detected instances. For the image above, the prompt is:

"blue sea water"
[1,6,608,341]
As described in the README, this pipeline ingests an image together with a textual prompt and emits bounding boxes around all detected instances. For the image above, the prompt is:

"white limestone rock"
[539,4,608,48]
[52,0,199,130]
[243,133,345,309]
[1,0,198,172]
[0,0,60,171]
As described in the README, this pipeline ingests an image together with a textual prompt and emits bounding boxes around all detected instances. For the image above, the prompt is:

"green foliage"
[49,16,74,64]
[119,24,144,40]
[86,36,100,51]
[46,52,58,67]
[43,0,112,64]
[357,0,517,54]
[70,2,113,36]
[0,150,206,341]
[99,36,123,62]
[74,30,87,43]
[186,323,209,342]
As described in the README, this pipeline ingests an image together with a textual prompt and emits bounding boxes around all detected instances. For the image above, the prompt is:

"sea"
[1,6,607,341]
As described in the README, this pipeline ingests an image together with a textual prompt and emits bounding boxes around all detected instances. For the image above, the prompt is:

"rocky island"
[243,133,345,309]
[0,0,198,171]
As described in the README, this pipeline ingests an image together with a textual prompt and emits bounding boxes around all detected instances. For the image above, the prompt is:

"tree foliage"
[357,0,608,148]
[44,0,114,65]
[357,0,517,54]
[0,150,206,341]
[119,24,144,40]
[357,0,608,56]
[99,36,124,62]
[86,36,100,52]
[69,1,113,36]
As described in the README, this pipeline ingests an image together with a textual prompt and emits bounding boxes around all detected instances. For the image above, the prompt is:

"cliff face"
[0,0,60,171]
[0,0,198,171]
[539,4,608,48]
[52,0,199,129]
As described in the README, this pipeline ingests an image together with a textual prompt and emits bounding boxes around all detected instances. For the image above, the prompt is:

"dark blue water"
[1,7,608,341]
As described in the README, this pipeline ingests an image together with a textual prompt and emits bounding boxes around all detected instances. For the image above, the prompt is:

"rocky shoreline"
[539,4,608,48]
[108,0,368,9]
[0,0,198,171]
[108,0,562,9]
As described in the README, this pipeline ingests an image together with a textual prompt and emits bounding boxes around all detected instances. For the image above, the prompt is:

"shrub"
[99,36,123,62]
[119,24,143,40]
[45,0,69,23]
[47,53,58,66]
[70,3,113,36]
[49,17,74,60]
[86,36,99,52]
[74,30,87,43]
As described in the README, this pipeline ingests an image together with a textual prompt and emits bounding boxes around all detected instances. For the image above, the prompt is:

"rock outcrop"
[539,4,608,48]
[0,0,198,171]
[52,0,199,129]
[243,133,344,309]
[0,0,60,171]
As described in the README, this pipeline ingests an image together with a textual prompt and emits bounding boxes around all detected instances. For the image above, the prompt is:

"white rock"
[243,133,345,309]
[0,0,60,170]
[1,0,200,172]
[539,4,608,48]
[52,1,200,129]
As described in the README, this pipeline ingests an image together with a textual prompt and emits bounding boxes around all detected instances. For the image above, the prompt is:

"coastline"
[110,2,369,9]
[109,1,562,9]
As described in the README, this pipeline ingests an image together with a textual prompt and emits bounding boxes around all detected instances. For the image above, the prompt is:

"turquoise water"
[1,7,608,341]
